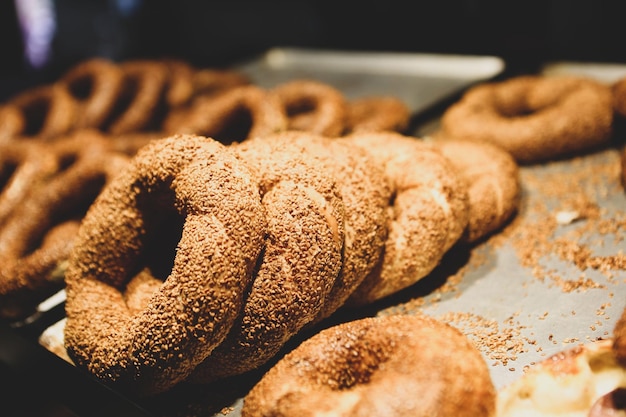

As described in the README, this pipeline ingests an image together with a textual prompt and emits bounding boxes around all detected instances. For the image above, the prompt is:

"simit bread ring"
[7,84,77,140]
[242,314,496,417]
[57,57,125,130]
[163,85,287,144]
[345,96,411,134]
[0,141,58,228]
[102,60,169,135]
[189,134,346,382]
[342,132,469,306]
[161,59,196,108]
[0,105,25,142]
[439,75,614,163]
[0,134,128,319]
[248,131,391,322]
[272,79,348,137]
[433,138,520,243]
[63,134,267,396]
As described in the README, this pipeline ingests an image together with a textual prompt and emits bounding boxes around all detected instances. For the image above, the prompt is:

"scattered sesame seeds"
[383,145,625,390]
[437,311,533,367]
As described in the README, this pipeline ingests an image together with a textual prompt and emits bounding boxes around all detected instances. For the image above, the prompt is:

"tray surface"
[235,47,505,114]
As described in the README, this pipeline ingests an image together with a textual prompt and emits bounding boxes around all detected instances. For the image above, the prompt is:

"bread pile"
[0,57,525,401]
[3,54,626,415]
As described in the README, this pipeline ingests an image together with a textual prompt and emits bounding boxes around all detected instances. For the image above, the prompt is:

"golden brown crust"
[0,104,25,142]
[0,141,58,228]
[246,131,391,322]
[242,314,496,417]
[57,57,125,130]
[163,85,288,143]
[342,132,469,305]
[345,96,411,134]
[160,59,196,108]
[433,138,520,243]
[189,134,345,382]
[8,84,78,140]
[440,75,614,163]
[63,134,267,396]
[272,79,348,137]
[0,133,128,319]
[103,60,169,135]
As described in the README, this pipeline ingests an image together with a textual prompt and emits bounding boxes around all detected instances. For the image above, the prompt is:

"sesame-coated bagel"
[189,134,345,382]
[8,84,77,140]
[63,134,267,396]
[57,57,125,130]
[163,85,288,144]
[249,131,391,322]
[272,79,348,137]
[242,314,496,417]
[103,60,169,135]
[160,59,196,108]
[0,105,25,142]
[439,75,614,163]
[345,96,411,134]
[0,141,58,228]
[433,139,520,243]
[342,132,469,306]
[0,134,128,319]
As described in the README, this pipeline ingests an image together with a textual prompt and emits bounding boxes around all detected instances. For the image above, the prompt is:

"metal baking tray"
[541,60,626,83]
[4,52,626,417]
[235,47,506,117]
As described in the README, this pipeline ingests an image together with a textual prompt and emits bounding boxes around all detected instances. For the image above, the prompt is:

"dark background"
[1,0,626,101]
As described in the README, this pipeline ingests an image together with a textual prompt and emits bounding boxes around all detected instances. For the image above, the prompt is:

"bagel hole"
[67,75,95,101]
[212,105,253,144]
[388,191,398,219]
[21,97,51,136]
[496,99,555,118]
[135,201,184,281]
[286,99,319,132]
[57,153,79,173]
[286,98,316,119]
[0,161,18,192]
